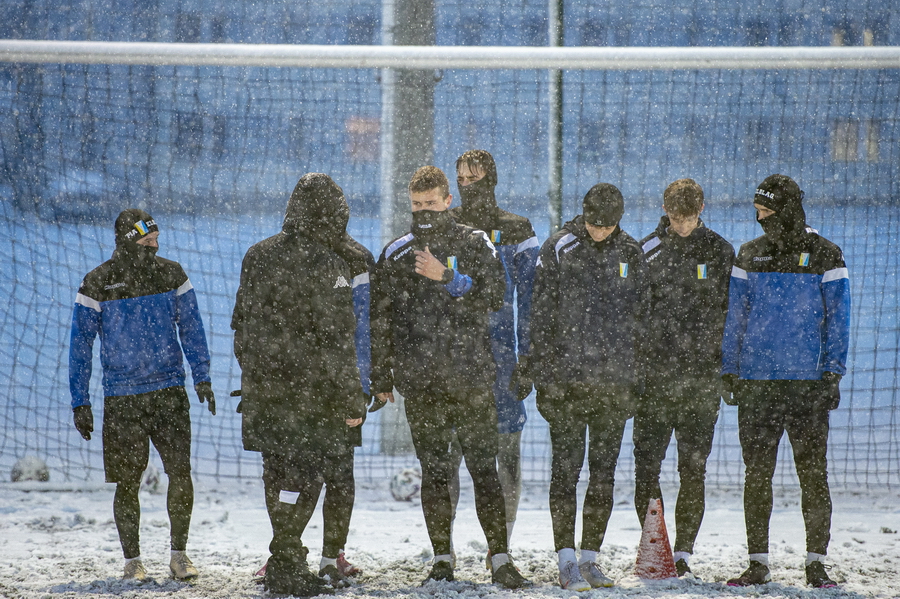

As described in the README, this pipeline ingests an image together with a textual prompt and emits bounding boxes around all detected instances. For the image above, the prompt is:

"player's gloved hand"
[821,371,842,410]
[509,355,533,402]
[721,373,739,406]
[73,405,93,441]
[230,389,242,413]
[195,381,216,415]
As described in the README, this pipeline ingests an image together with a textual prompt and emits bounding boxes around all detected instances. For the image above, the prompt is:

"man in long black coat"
[232,173,365,597]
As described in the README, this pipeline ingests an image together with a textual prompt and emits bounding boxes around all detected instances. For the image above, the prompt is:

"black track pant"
[633,379,719,554]
[404,387,508,557]
[737,380,832,555]
[262,446,326,577]
[541,384,629,553]
[322,444,355,558]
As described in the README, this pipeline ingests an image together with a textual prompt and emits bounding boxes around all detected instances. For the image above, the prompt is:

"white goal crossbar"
[1,40,899,69]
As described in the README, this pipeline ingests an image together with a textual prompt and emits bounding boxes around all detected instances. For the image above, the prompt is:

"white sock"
[506,520,515,546]
[673,551,691,564]
[320,556,337,569]
[433,554,453,565]
[558,548,577,567]
[749,553,769,566]
[170,550,184,559]
[125,556,141,564]
[491,552,510,571]
[806,552,826,566]
[579,549,597,565]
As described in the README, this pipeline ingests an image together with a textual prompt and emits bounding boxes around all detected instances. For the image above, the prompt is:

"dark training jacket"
[232,230,365,454]
[638,216,735,383]
[531,216,645,391]
[450,203,538,433]
[369,212,506,397]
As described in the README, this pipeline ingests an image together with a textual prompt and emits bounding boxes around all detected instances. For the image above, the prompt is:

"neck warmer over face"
[411,209,454,239]
[458,176,498,227]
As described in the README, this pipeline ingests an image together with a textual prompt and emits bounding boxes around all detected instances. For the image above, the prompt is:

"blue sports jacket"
[69,253,211,408]
[721,228,850,380]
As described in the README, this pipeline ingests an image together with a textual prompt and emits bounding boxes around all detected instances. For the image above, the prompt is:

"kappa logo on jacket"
[333,276,350,288]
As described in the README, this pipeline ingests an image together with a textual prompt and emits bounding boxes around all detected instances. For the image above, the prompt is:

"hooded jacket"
[232,175,364,453]
[369,210,506,397]
[531,216,645,391]
[638,216,734,382]
[449,188,538,433]
[69,210,211,408]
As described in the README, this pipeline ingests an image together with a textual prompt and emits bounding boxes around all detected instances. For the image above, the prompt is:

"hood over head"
[754,174,807,248]
[113,208,159,264]
[283,173,349,248]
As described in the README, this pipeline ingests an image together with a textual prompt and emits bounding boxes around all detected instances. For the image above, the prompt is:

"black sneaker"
[265,562,334,597]
[492,563,533,589]
[422,560,454,585]
[675,559,692,577]
[727,561,771,586]
[806,561,837,588]
[318,564,351,589]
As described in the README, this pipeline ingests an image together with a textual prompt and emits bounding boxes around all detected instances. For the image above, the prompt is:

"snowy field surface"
[0,480,897,599]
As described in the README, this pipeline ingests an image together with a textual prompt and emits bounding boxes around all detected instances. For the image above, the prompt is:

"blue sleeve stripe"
[175,279,193,296]
[352,272,370,288]
[823,267,849,283]
[75,293,101,312]
[554,233,576,262]
[732,265,748,280]
[515,236,539,254]
[384,233,414,260]
[642,236,661,253]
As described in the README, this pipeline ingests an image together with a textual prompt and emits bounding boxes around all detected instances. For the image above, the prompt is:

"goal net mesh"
[1,56,898,489]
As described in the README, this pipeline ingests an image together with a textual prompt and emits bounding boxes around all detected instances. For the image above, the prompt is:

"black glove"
[721,373,739,406]
[509,355,534,402]
[821,371,842,410]
[368,394,388,413]
[195,381,216,415]
[73,405,93,441]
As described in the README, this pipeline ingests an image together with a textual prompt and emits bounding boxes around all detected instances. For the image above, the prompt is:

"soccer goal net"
[1,40,898,490]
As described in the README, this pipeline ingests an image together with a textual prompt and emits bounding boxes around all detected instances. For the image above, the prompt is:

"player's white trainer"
[170,551,199,580]
[579,561,614,587]
[558,560,591,592]
[123,558,147,581]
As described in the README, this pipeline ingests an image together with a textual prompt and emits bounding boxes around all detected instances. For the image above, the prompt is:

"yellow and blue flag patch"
[697,264,707,279]
[133,220,150,235]
[446,256,457,269]
[491,230,501,244]
[619,263,629,278]
[799,253,810,266]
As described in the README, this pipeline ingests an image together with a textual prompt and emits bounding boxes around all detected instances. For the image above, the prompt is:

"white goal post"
[2,40,900,70]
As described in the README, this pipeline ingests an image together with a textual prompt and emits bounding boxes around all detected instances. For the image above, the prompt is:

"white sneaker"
[170,552,199,580]
[123,559,147,581]
[580,561,614,587]
[559,560,591,591]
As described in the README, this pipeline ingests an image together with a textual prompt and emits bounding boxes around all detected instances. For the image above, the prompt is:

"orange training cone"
[634,498,677,579]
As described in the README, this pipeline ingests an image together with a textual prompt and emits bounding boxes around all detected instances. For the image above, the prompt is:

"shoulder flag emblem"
[334,275,350,288]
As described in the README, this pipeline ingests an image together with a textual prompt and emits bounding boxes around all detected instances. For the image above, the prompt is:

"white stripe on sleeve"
[175,279,194,296]
[642,237,661,253]
[731,266,748,280]
[75,293,101,312]
[515,236,539,254]
[352,272,370,288]
[822,267,849,283]
[279,490,300,504]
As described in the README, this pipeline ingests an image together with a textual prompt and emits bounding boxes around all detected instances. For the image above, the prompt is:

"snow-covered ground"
[1,479,897,599]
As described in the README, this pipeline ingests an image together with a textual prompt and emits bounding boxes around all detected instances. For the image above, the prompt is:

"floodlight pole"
[379,0,436,246]
[548,0,564,233]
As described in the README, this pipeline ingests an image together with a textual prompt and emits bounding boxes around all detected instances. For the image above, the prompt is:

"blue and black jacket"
[69,252,211,409]
[721,228,850,381]
[450,204,538,433]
